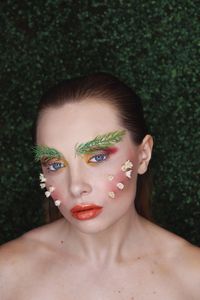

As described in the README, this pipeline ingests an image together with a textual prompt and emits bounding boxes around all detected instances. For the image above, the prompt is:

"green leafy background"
[0,0,199,245]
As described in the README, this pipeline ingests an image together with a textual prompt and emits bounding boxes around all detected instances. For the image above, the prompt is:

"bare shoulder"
[0,218,65,264]
[166,234,200,299]
[0,231,39,299]
[176,240,200,289]
[147,220,200,298]
[139,218,199,297]
[0,219,64,299]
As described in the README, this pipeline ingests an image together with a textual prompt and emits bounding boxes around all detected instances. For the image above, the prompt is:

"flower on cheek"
[39,173,46,182]
[125,170,132,178]
[108,191,115,199]
[45,191,51,198]
[108,175,114,181]
[40,183,46,189]
[49,186,55,193]
[116,182,124,190]
[39,173,58,204]
[55,200,61,207]
[121,160,133,172]
[45,186,55,198]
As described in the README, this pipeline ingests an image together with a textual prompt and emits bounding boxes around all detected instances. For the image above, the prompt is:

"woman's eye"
[47,161,65,171]
[89,153,108,163]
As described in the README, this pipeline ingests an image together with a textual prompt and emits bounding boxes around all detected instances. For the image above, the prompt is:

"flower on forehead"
[39,173,46,182]
[121,160,133,172]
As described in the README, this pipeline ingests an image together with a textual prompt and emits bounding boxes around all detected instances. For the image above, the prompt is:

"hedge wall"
[0,0,199,245]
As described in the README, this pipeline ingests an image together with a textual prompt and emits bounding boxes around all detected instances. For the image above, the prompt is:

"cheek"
[106,169,133,199]
[50,191,59,201]
[43,174,67,204]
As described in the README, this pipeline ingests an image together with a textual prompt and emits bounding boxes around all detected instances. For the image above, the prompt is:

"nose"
[68,165,92,198]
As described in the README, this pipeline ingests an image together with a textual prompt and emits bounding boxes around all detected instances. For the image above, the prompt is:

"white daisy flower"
[55,200,61,207]
[121,160,133,171]
[125,170,132,179]
[39,173,46,182]
[108,175,114,181]
[49,186,55,193]
[116,182,124,190]
[45,191,51,198]
[40,183,46,189]
[108,191,115,199]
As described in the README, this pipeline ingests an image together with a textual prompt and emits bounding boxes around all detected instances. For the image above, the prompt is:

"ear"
[137,134,153,175]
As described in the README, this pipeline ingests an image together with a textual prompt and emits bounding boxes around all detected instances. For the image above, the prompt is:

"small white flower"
[125,170,132,179]
[108,175,114,181]
[55,200,61,207]
[40,183,46,189]
[45,191,51,198]
[49,186,55,193]
[39,173,46,182]
[121,160,133,171]
[108,191,115,199]
[116,182,124,190]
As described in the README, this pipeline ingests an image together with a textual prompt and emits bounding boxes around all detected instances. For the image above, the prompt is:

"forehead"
[36,99,123,147]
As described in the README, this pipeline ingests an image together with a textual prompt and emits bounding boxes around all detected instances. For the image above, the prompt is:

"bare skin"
[0,216,200,300]
[1,100,199,299]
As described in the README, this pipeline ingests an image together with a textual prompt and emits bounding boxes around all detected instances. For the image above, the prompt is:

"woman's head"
[34,73,153,227]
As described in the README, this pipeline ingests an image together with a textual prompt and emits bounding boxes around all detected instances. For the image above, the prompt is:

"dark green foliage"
[0,0,199,245]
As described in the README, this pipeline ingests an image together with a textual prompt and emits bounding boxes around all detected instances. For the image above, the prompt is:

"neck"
[63,209,148,266]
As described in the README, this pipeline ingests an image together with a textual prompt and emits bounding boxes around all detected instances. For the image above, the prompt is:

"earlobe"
[137,134,153,175]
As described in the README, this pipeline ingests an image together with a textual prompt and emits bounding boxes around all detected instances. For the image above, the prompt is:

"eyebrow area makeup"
[81,146,119,165]
[75,130,126,156]
[33,145,64,162]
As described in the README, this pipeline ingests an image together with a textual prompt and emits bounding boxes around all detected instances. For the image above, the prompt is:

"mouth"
[70,204,103,221]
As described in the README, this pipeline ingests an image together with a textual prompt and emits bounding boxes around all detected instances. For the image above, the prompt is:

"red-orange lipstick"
[70,204,103,221]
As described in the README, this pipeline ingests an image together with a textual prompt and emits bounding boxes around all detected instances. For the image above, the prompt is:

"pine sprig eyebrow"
[75,130,126,155]
[33,145,63,162]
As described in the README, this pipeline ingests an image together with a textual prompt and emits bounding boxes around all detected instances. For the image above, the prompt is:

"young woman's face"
[36,99,145,233]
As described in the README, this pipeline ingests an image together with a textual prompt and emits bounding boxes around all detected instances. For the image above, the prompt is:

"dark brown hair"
[35,73,153,221]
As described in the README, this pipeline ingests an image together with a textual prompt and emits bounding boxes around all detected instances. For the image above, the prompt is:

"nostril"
[69,181,92,198]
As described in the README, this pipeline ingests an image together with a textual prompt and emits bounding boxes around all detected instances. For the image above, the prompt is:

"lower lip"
[71,208,103,221]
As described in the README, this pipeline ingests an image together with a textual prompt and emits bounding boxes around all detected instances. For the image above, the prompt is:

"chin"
[69,217,118,235]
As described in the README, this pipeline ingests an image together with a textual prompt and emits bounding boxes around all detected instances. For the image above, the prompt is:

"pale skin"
[0,99,200,300]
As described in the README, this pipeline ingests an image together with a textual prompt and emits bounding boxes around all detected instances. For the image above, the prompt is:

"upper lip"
[70,204,103,213]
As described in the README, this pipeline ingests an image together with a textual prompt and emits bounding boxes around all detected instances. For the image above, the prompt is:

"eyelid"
[89,149,108,157]
[48,162,65,171]
[87,151,109,164]
[41,157,67,166]
[91,153,107,159]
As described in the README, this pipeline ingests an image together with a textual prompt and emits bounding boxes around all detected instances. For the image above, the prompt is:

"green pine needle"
[33,145,62,162]
[75,130,126,155]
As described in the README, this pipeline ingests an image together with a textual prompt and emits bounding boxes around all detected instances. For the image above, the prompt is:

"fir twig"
[75,130,126,155]
[33,145,62,162]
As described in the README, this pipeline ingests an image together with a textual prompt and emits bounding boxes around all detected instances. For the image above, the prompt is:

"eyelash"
[88,153,109,163]
[42,160,66,172]
[42,151,109,172]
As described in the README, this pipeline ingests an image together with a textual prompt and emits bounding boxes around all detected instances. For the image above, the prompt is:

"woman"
[0,73,199,299]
